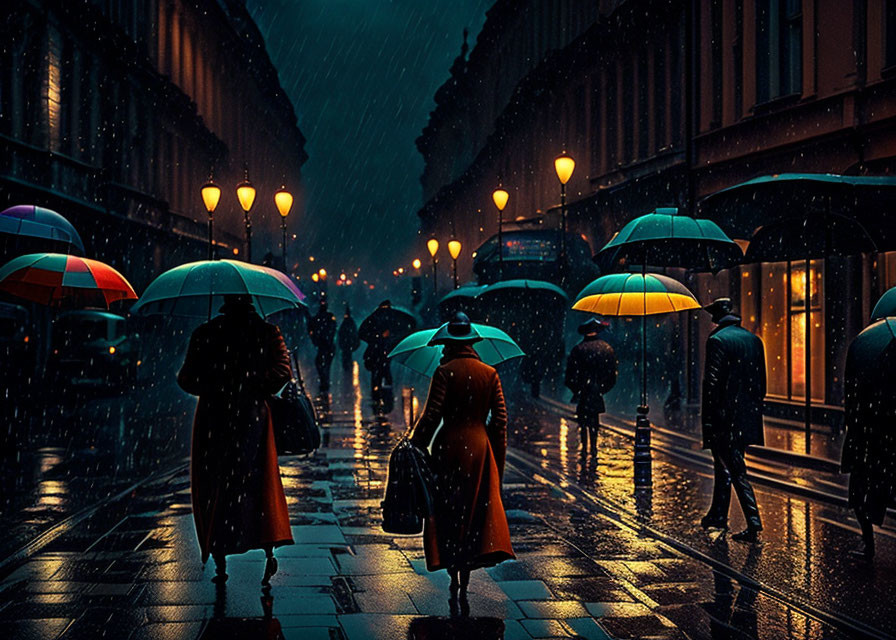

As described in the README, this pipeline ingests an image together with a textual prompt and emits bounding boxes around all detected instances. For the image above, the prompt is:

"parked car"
[46,310,139,393]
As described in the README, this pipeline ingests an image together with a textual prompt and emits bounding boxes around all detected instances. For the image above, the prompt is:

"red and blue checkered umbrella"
[0,253,137,308]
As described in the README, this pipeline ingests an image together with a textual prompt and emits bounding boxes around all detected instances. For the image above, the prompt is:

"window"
[637,50,649,158]
[887,0,896,68]
[756,0,802,103]
[622,57,634,163]
[654,40,666,150]
[605,65,618,167]
[710,0,723,127]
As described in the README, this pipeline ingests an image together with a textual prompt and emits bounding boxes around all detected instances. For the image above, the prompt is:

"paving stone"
[518,599,589,619]
[563,617,613,640]
[0,618,72,640]
[291,525,347,545]
[496,580,553,601]
[338,613,416,640]
[127,621,203,640]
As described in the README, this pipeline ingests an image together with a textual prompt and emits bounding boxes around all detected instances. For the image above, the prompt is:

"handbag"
[269,351,320,455]
[381,437,434,535]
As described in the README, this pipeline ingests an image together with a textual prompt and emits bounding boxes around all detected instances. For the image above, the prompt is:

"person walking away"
[362,300,397,415]
[565,318,617,454]
[308,299,337,395]
[338,305,360,373]
[409,312,515,607]
[840,317,896,560]
[177,294,293,585]
[700,298,765,542]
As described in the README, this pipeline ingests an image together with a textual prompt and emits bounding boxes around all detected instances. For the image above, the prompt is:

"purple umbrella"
[0,205,85,254]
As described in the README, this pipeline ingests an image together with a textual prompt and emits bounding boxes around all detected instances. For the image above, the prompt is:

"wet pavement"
[0,361,889,639]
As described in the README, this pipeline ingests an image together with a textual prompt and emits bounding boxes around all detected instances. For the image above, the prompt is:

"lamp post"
[274,185,293,271]
[492,186,509,279]
[427,238,439,295]
[201,176,221,261]
[448,239,462,289]
[236,168,256,262]
[411,258,422,305]
[554,151,575,282]
[318,268,328,302]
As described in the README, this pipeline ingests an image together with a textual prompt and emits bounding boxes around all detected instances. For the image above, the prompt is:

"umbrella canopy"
[0,205,85,254]
[0,253,136,308]
[477,279,569,302]
[742,211,876,263]
[438,284,486,304]
[131,259,306,318]
[871,286,896,323]
[359,305,420,344]
[595,207,742,274]
[388,323,524,378]
[572,273,701,316]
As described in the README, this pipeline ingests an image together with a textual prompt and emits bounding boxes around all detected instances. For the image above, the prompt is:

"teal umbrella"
[478,279,568,301]
[131,259,306,318]
[595,207,742,274]
[388,323,524,378]
[872,286,896,322]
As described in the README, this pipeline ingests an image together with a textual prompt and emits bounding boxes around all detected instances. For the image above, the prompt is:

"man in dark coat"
[840,318,896,560]
[308,299,337,395]
[700,298,766,542]
[362,300,397,415]
[177,294,294,584]
[565,318,617,453]
[338,305,360,372]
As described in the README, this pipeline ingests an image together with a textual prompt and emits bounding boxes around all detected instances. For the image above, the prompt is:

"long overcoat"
[701,315,766,449]
[564,336,617,423]
[410,344,515,572]
[178,305,294,562]
[841,318,896,524]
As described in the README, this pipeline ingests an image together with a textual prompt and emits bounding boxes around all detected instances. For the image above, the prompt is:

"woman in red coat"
[410,313,515,600]
[178,294,294,585]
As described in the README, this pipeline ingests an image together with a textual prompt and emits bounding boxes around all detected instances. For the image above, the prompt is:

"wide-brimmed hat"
[428,312,482,345]
[578,318,610,335]
[703,297,733,322]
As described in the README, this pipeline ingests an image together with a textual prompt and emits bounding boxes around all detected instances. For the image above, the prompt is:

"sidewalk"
[0,364,848,640]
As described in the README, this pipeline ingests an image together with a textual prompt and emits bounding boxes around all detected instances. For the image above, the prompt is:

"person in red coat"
[410,313,515,603]
[178,294,294,585]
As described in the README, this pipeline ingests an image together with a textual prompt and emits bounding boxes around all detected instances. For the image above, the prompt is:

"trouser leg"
[719,445,761,530]
[707,449,732,521]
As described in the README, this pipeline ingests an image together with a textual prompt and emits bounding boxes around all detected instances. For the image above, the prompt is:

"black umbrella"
[359,305,419,346]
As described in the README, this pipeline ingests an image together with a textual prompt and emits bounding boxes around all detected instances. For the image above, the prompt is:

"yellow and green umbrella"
[573,272,700,410]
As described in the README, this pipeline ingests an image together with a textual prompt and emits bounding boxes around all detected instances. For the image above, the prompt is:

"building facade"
[0,0,307,289]
[417,0,896,430]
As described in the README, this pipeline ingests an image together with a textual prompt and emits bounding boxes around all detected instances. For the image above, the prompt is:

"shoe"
[262,556,279,586]
[700,515,728,530]
[731,528,760,543]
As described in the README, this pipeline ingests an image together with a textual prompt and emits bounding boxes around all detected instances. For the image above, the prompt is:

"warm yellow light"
[448,239,462,260]
[236,171,256,213]
[492,188,509,211]
[232,247,239,255]
[398,267,404,274]
[108,346,116,355]
[340,273,347,281]
[412,258,422,270]
[274,187,293,218]
[427,238,439,258]
[318,268,327,279]
[201,181,221,214]
[309,256,315,262]
[311,273,319,282]
[554,151,575,185]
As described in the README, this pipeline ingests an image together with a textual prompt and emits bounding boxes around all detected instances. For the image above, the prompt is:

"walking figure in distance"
[700,298,765,542]
[308,299,337,396]
[177,294,293,585]
[565,317,617,454]
[338,305,360,373]
[409,313,515,608]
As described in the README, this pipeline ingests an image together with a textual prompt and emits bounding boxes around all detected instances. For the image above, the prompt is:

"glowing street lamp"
[448,238,462,289]
[236,168,256,262]
[200,175,221,260]
[427,238,439,295]
[412,258,422,270]
[554,151,575,281]
[492,186,509,278]
[275,185,293,269]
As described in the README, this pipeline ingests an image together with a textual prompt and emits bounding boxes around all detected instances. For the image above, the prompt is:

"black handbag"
[269,351,320,456]
[381,437,434,535]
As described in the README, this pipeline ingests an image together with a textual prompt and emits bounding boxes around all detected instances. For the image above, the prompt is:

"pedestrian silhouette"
[338,304,360,372]
[361,300,398,415]
[308,299,337,396]
[565,317,617,454]
[841,317,896,560]
[700,298,765,543]
[177,294,293,585]
[409,312,515,607]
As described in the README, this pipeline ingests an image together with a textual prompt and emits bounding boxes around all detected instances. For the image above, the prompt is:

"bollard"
[633,404,652,487]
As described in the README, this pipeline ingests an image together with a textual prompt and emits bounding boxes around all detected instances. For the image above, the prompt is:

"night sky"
[247,0,492,279]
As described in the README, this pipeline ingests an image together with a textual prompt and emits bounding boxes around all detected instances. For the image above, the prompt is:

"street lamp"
[427,238,439,295]
[554,151,575,282]
[492,186,509,279]
[275,185,293,270]
[200,176,221,260]
[236,168,256,262]
[448,239,462,289]
[411,258,422,304]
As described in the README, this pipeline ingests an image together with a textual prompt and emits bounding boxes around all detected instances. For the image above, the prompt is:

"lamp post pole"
[275,185,294,272]
[427,238,439,295]
[236,168,257,263]
[492,187,509,280]
[554,152,575,284]
[448,239,462,289]
[201,177,221,261]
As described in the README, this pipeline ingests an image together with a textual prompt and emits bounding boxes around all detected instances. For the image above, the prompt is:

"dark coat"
[338,315,360,353]
[308,309,336,352]
[564,336,617,421]
[701,315,766,449]
[177,305,293,561]
[841,319,896,524]
[410,344,514,571]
